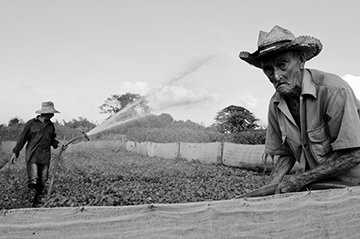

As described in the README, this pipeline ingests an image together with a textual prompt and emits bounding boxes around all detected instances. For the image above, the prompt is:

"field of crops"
[0,144,269,209]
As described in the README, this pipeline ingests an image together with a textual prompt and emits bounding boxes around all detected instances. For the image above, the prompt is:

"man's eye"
[278,63,287,70]
[263,67,273,76]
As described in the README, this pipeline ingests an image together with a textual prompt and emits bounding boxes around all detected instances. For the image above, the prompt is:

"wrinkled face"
[260,51,305,96]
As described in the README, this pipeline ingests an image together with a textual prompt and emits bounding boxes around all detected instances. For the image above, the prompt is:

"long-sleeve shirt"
[13,117,59,164]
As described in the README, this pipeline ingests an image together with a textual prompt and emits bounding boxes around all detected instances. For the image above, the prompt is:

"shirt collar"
[35,115,51,124]
[35,116,41,122]
[301,69,317,98]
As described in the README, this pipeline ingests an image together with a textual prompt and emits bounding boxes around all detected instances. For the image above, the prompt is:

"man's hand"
[60,143,68,151]
[268,155,296,184]
[275,175,303,194]
[10,153,18,164]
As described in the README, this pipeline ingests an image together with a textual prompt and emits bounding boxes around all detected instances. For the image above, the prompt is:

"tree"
[62,117,96,131]
[172,119,205,129]
[0,124,5,138]
[157,113,174,127]
[99,93,141,116]
[214,105,259,133]
[8,117,24,127]
[1,117,25,140]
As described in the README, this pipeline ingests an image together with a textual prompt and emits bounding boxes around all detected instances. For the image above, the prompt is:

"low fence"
[1,140,301,172]
[125,141,276,171]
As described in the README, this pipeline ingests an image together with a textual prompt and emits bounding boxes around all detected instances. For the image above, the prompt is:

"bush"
[125,127,223,143]
[54,124,84,141]
[0,120,92,142]
[229,130,266,144]
[0,125,24,141]
[124,127,266,144]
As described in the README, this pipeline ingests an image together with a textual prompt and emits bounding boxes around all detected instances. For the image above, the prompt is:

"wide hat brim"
[35,109,60,114]
[35,101,60,114]
[35,102,60,114]
[239,36,322,68]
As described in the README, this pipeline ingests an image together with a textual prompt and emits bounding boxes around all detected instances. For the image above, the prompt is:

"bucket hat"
[239,25,322,68]
[35,101,60,114]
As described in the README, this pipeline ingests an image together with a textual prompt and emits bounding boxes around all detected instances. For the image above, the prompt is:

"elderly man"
[10,101,61,204]
[239,25,360,193]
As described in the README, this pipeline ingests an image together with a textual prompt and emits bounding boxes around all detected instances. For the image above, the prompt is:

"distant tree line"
[95,93,266,144]
[0,93,266,144]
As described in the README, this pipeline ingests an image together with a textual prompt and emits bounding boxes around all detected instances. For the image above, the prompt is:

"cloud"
[117,80,220,113]
[147,85,218,111]
[343,74,360,99]
[238,94,258,110]
[118,81,150,96]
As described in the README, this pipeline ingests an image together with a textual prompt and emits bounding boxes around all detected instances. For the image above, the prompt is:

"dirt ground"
[1,186,360,239]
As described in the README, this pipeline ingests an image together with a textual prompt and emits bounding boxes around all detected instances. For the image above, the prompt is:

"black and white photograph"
[1,0,360,238]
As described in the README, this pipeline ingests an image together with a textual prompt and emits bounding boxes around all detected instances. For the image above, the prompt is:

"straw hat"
[239,25,322,68]
[35,101,60,114]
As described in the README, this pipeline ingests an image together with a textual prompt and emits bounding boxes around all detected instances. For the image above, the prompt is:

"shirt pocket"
[30,126,41,136]
[307,124,332,162]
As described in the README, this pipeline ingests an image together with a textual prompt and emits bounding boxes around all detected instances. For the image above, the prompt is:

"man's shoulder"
[46,120,56,130]
[308,68,342,81]
[48,120,55,127]
[24,118,37,125]
[307,68,348,90]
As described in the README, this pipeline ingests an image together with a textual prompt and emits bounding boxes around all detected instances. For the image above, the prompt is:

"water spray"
[87,55,216,136]
[47,55,216,195]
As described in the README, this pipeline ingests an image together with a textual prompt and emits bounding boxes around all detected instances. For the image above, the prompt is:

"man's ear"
[299,52,306,68]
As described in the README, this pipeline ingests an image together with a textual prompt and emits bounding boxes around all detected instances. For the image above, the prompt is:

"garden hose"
[47,131,89,195]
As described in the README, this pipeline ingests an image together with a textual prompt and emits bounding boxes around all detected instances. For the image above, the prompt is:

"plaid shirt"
[13,117,59,164]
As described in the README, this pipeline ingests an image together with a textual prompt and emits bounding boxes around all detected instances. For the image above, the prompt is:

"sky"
[1,0,360,128]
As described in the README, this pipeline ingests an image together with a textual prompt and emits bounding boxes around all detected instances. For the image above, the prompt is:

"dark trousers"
[26,162,49,195]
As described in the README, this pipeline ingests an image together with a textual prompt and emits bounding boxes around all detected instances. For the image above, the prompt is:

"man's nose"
[274,69,282,82]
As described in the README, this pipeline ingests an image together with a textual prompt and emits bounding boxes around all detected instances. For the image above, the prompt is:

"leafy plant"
[0,147,268,209]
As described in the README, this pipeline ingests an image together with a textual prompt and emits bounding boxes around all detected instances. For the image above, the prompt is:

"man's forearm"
[268,155,296,184]
[293,148,360,184]
[277,148,360,193]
